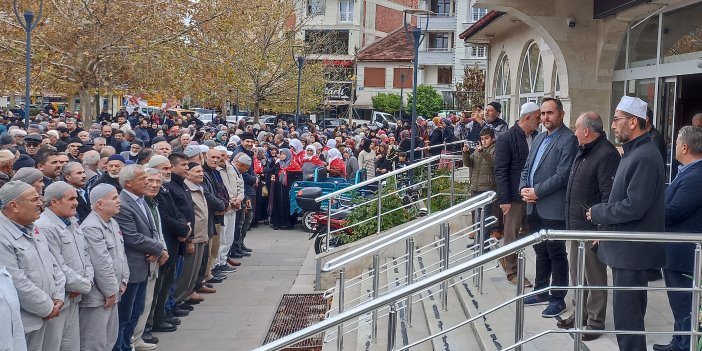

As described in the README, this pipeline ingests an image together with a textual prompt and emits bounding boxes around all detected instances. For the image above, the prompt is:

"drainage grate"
[262,293,328,351]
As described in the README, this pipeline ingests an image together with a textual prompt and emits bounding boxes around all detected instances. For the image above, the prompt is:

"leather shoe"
[227,258,241,266]
[165,316,181,325]
[152,322,177,332]
[189,292,204,301]
[236,249,251,257]
[241,245,253,253]
[653,343,683,351]
[172,308,189,317]
[196,286,216,294]
[581,326,603,341]
[177,303,194,311]
[141,332,159,344]
[230,251,243,259]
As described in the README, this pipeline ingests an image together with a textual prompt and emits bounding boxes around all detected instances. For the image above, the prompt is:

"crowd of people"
[0,96,700,351]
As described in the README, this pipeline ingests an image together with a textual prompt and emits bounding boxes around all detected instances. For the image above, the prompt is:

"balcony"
[418,48,455,65]
[417,13,456,31]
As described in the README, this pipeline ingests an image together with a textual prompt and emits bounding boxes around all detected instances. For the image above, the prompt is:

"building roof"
[458,10,505,40]
[357,26,415,62]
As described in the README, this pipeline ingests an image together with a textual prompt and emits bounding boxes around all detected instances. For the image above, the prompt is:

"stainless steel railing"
[253,230,702,351]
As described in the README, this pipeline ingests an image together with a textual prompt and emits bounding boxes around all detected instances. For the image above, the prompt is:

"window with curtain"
[307,0,325,16]
[339,0,353,22]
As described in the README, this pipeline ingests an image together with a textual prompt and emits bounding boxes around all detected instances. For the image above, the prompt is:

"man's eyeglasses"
[611,116,632,123]
[26,143,40,147]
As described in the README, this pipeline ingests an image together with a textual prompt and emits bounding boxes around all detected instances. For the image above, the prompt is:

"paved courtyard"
[153,225,316,351]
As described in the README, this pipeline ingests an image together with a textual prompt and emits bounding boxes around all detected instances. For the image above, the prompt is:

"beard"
[615,129,631,144]
[108,172,120,179]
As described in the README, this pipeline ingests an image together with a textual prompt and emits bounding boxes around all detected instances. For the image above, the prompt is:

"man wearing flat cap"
[587,96,666,351]
[0,149,15,188]
[0,181,66,350]
[36,181,94,351]
[79,184,129,351]
[25,134,43,158]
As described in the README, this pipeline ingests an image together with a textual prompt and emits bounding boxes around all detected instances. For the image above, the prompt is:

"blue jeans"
[528,212,568,303]
[114,279,148,351]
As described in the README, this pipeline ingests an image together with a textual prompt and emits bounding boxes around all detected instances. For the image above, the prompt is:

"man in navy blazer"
[519,98,578,317]
[654,126,702,351]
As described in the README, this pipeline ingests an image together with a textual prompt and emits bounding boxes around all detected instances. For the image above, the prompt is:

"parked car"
[166,108,196,120]
[246,115,276,128]
[350,110,397,129]
[317,118,345,132]
[276,113,311,126]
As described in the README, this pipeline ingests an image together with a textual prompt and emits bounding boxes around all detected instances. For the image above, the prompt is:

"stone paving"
[153,225,316,351]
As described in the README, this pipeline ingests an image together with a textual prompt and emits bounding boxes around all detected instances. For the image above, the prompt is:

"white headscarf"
[327,148,342,163]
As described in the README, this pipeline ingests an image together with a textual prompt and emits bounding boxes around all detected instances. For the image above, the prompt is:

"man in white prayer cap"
[79,184,130,351]
[36,181,94,351]
[0,181,66,350]
[586,96,666,351]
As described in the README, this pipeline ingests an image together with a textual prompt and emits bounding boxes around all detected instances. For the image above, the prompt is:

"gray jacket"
[591,134,666,270]
[0,213,66,332]
[113,191,164,283]
[80,211,130,307]
[35,209,94,305]
[519,125,578,221]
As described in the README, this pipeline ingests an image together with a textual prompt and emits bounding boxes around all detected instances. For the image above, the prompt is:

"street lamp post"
[292,45,308,130]
[13,0,44,129]
[403,9,433,163]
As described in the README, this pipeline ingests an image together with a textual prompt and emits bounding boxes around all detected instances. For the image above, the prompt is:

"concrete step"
[414,241,483,351]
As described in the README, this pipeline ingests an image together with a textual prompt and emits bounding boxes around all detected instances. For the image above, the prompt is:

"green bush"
[343,177,416,244]
[426,168,471,212]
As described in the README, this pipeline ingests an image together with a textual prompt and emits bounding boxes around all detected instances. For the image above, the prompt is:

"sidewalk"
[153,225,315,351]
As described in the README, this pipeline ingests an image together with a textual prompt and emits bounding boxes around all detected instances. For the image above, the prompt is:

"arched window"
[519,42,544,106]
[553,66,561,98]
[494,54,511,122]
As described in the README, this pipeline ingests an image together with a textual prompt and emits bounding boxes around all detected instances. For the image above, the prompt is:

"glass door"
[658,77,677,183]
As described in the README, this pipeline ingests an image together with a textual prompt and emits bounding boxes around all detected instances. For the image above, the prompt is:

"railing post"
[690,243,702,351]
[326,198,332,252]
[386,303,397,351]
[440,223,450,311]
[426,163,432,214]
[406,238,415,327]
[514,250,526,351]
[478,206,486,295]
[377,180,382,234]
[450,158,455,207]
[574,241,586,351]
[371,253,380,343]
[337,268,345,350]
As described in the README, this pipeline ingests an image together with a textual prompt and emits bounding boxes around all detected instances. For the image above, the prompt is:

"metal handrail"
[315,155,441,202]
[322,191,496,272]
[253,229,702,351]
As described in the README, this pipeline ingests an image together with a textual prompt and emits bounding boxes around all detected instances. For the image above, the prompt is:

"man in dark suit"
[61,162,91,223]
[588,96,666,351]
[113,165,167,351]
[519,97,578,318]
[653,126,702,351]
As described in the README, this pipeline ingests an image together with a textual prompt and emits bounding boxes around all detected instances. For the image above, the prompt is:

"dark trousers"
[196,242,209,287]
[147,259,176,327]
[611,268,649,351]
[114,279,148,351]
[528,211,568,302]
[664,269,692,350]
[229,209,245,255]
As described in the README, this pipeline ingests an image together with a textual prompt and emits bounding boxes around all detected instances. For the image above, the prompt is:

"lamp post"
[292,45,308,130]
[403,9,433,163]
[13,0,43,129]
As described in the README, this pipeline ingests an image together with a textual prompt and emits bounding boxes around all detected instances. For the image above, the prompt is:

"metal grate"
[262,293,328,351]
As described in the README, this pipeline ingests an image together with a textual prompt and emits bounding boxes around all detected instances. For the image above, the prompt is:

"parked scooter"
[296,187,352,254]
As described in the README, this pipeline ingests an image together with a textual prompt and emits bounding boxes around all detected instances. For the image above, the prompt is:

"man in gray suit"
[36,181,94,351]
[0,181,66,350]
[112,165,166,351]
[520,98,578,318]
[79,184,130,351]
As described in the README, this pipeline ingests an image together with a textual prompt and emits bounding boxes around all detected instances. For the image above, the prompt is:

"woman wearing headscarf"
[215,130,228,145]
[429,118,445,156]
[327,148,346,179]
[301,145,325,180]
[288,138,304,165]
[269,148,302,230]
[375,144,393,175]
[358,138,376,180]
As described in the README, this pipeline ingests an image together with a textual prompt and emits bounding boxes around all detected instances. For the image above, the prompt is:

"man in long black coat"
[589,96,666,351]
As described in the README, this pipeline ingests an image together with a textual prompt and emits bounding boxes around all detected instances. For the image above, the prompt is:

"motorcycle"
[296,187,352,254]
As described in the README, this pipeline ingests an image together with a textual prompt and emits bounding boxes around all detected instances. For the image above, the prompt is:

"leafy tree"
[407,85,444,118]
[371,93,402,114]
[454,66,485,110]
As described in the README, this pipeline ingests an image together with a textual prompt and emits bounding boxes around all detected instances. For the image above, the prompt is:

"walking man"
[588,96,666,351]
[558,112,619,340]
[520,98,578,317]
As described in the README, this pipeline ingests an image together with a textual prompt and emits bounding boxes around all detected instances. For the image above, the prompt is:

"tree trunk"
[79,90,96,128]
[253,100,260,124]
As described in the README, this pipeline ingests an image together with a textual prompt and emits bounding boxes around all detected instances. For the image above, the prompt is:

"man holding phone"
[558,112,620,340]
